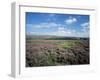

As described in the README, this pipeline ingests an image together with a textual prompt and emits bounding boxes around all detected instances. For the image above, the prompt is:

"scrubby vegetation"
[26,39,89,67]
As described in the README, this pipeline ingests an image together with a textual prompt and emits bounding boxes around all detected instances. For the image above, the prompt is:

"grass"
[56,40,81,48]
[26,39,81,49]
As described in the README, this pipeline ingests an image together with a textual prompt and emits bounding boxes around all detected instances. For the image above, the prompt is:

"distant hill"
[26,35,89,40]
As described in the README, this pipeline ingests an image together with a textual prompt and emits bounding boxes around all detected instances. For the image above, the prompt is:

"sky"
[26,12,89,37]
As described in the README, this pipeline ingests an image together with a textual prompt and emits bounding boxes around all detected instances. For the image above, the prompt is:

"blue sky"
[26,12,89,37]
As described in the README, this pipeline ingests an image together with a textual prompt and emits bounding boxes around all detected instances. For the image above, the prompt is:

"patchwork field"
[26,36,89,67]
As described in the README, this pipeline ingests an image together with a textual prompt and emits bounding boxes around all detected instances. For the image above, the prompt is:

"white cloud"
[58,27,65,31]
[27,26,76,37]
[27,22,62,29]
[81,22,89,32]
[51,26,89,37]
[26,22,89,37]
[47,27,77,37]
[65,16,77,24]
[80,22,90,37]
[81,22,89,27]
[27,27,89,37]
[53,27,68,36]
